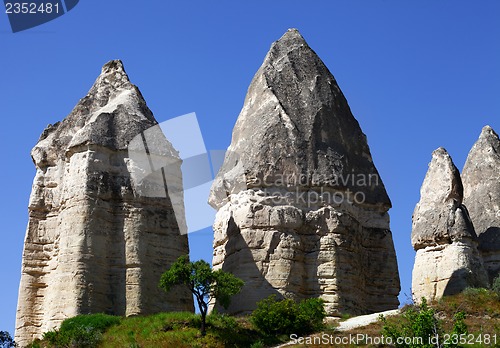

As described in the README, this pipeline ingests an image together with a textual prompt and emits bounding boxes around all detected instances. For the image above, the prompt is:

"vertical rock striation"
[210,29,400,316]
[15,60,193,347]
[462,126,500,284]
[411,148,488,302]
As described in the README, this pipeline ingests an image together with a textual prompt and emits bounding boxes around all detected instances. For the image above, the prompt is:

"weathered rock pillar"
[462,126,500,284]
[411,148,488,301]
[210,29,400,316]
[15,60,193,347]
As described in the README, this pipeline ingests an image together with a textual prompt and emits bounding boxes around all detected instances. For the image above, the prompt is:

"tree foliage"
[0,331,16,348]
[159,255,243,336]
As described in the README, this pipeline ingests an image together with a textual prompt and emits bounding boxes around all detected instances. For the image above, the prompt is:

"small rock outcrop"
[210,29,400,316]
[462,126,500,284]
[411,148,488,302]
[15,60,193,347]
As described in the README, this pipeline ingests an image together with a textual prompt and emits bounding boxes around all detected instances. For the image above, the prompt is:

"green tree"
[159,255,244,336]
[0,331,16,348]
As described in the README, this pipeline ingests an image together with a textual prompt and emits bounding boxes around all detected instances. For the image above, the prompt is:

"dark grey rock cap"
[411,147,477,250]
[32,60,160,168]
[210,29,390,209]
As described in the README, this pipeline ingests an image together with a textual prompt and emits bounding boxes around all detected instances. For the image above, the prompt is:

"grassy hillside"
[100,312,272,348]
[30,288,500,348]
[284,288,500,348]
[30,311,284,348]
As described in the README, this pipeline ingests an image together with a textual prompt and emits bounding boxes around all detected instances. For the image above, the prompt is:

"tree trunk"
[200,312,207,336]
[194,292,208,336]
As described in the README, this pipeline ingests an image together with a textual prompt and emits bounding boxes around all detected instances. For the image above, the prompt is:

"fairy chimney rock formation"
[210,29,400,316]
[15,60,193,347]
[411,148,488,302]
[462,126,500,284]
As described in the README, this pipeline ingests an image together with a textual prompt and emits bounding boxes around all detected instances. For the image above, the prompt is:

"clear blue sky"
[1,0,499,338]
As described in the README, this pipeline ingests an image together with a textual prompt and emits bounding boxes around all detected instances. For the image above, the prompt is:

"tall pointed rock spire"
[411,148,487,301]
[210,29,400,316]
[411,148,472,248]
[33,60,157,158]
[462,125,500,283]
[15,60,193,347]
[210,29,389,208]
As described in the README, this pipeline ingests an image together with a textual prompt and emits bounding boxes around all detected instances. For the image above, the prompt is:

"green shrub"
[59,313,121,333]
[251,296,297,336]
[380,298,467,348]
[250,295,325,336]
[42,313,120,348]
[462,287,489,297]
[296,297,326,333]
[492,276,500,296]
[249,341,265,348]
[451,311,467,338]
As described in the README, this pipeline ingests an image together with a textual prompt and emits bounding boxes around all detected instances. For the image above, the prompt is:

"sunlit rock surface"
[210,29,400,316]
[411,148,488,302]
[15,60,193,347]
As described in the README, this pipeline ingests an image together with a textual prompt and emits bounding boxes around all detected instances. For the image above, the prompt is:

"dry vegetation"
[283,288,500,348]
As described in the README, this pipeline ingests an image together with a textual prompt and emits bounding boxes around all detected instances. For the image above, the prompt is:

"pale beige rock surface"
[210,29,400,316]
[411,148,488,302]
[15,60,193,347]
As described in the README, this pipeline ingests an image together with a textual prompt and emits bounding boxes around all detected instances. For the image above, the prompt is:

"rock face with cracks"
[411,148,488,302]
[210,29,400,316]
[15,60,193,347]
[462,126,500,284]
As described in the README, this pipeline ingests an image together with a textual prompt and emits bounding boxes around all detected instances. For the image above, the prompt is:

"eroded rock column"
[462,126,500,284]
[411,148,488,302]
[15,60,193,347]
[210,29,400,316]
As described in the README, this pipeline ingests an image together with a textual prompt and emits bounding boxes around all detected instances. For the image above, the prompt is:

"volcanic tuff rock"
[462,126,500,284]
[210,29,400,316]
[15,60,193,347]
[411,148,488,302]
